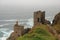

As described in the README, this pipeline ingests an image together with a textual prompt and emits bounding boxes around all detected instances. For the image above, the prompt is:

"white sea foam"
[0,32,13,40]
[0,28,13,40]
[45,17,51,19]
[0,37,7,40]
[0,19,28,22]
[0,19,17,22]
[0,24,10,27]
[0,25,4,27]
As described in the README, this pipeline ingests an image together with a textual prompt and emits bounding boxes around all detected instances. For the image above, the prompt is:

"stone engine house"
[34,10,45,25]
[14,21,24,36]
[7,21,24,40]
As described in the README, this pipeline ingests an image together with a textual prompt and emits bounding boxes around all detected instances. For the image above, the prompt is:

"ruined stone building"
[34,10,57,36]
[34,10,51,25]
[34,10,45,25]
[7,21,24,40]
[14,21,24,36]
[7,21,31,40]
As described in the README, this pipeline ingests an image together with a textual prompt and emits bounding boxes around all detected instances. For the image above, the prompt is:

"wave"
[0,19,28,21]
[0,18,31,22]
[0,19,17,22]
[0,31,13,40]
[0,37,7,40]
[46,17,51,19]
[0,24,10,27]
[0,28,13,40]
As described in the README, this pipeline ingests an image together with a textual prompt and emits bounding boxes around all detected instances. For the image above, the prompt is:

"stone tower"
[14,21,24,36]
[34,10,45,25]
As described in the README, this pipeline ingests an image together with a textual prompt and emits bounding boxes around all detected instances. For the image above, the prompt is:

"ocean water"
[0,18,33,40]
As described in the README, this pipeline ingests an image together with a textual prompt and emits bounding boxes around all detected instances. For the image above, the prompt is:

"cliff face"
[52,12,60,34]
[52,12,60,40]
[52,12,60,25]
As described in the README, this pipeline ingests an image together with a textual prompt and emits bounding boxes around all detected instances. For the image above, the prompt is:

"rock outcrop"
[52,12,60,38]
[52,12,60,34]
[52,12,60,25]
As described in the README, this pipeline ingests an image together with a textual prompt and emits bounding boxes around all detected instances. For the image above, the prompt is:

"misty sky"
[0,0,60,20]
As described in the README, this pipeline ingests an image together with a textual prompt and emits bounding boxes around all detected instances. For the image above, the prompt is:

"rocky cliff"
[52,12,60,25]
[52,12,60,34]
[7,10,60,40]
[52,12,60,40]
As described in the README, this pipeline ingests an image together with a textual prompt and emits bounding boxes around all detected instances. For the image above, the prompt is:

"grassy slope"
[17,24,57,40]
[53,24,60,33]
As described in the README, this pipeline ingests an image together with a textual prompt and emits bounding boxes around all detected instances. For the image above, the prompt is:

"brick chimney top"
[14,20,19,26]
[16,20,18,25]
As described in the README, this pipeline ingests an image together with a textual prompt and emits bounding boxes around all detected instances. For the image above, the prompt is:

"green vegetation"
[17,24,57,40]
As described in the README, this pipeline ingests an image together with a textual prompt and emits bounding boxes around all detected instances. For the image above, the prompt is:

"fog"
[0,0,60,20]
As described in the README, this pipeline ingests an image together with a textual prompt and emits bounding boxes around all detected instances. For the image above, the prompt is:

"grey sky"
[0,0,60,20]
